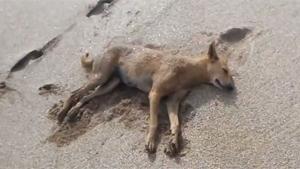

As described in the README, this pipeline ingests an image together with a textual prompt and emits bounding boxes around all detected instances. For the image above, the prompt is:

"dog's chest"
[116,66,152,92]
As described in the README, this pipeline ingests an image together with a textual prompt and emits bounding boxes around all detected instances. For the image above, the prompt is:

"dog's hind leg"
[64,77,121,123]
[57,75,107,123]
[57,47,125,123]
[75,77,120,108]
[73,46,127,95]
[57,46,128,123]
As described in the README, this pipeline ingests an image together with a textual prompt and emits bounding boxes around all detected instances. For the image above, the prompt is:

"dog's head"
[206,42,235,92]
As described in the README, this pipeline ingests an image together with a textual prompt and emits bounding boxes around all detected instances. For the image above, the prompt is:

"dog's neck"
[189,56,211,85]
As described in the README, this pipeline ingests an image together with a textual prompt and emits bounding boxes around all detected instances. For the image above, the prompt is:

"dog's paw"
[145,136,156,153]
[64,106,82,123]
[164,135,180,157]
[57,110,67,124]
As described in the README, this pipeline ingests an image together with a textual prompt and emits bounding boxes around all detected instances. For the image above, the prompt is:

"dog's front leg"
[145,90,161,153]
[164,90,188,156]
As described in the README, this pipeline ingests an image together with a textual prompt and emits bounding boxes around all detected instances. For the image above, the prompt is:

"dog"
[56,41,235,156]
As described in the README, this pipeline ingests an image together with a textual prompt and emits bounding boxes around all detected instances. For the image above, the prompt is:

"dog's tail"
[81,53,94,72]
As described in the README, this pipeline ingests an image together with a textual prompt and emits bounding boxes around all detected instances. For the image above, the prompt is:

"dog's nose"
[226,85,234,92]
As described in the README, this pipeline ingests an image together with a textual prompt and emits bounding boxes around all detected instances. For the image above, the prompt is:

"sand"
[0,0,299,168]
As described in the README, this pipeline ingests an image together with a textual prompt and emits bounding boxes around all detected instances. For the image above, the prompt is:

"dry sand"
[0,0,300,168]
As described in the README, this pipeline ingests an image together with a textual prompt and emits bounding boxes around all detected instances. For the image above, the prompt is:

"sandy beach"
[0,0,299,168]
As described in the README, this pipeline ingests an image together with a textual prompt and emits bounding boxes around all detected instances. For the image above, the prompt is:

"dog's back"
[82,45,205,93]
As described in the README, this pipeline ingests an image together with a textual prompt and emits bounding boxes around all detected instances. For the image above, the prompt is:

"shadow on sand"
[46,82,237,160]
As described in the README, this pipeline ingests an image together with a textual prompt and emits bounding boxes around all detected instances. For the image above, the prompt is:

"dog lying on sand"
[56,41,235,156]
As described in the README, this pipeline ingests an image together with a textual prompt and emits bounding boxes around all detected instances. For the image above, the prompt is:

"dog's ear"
[208,41,219,61]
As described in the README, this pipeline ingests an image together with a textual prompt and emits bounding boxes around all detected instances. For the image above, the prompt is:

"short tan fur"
[57,41,235,156]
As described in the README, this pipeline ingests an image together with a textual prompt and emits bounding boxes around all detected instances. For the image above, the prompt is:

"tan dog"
[57,41,235,156]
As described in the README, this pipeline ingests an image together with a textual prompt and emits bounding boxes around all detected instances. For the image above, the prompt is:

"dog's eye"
[223,68,228,74]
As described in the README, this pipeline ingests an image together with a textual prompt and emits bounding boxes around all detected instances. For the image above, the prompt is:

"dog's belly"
[116,67,152,93]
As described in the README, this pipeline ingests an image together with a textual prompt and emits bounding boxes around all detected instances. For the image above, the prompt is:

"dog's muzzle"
[215,79,235,92]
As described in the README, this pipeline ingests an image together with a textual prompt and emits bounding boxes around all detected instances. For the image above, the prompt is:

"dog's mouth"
[215,79,224,89]
[214,79,234,92]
